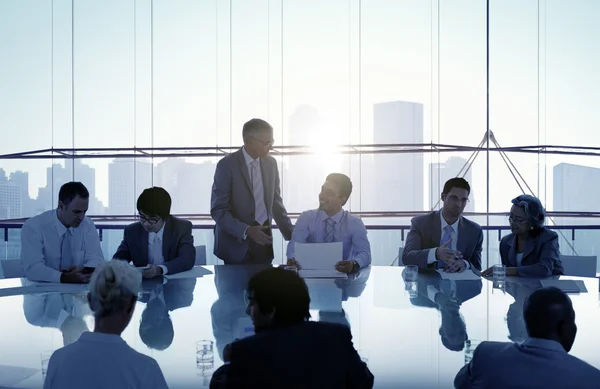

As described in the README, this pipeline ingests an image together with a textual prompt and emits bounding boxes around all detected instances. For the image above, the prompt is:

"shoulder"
[473,341,514,359]
[298,209,318,221]
[216,150,239,169]
[124,222,142,234]
[565,354,600,376]
[23,210,52,229]
[461,216,482,231]
[169,216,192,228]
[536,227,558,242]
[500,233,514,246]
[411,211,436,227]
[346,212,366,227]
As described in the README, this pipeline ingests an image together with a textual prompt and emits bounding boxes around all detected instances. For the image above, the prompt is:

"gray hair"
[511,194,546,229]
[88,261,141,318]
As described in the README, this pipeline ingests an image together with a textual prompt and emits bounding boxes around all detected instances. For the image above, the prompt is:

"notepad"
[540,279,587,293]
[436,269,481,281]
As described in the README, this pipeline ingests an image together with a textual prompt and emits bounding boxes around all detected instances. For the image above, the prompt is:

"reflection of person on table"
[211,118,294,264]
[21,182,103,284]
[407,271,482,351]
[482,194,563,278]
[113,187,195,279]
[138,277,197,351]
[23,292,91,346]
[402,178,483,272]
[210,267,374,389]
[455,287,600,389]
[504,279,542,343]
[287,173,371,273]
[44,260,168,389]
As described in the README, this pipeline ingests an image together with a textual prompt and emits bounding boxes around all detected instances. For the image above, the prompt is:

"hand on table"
[287,258,301,269]
[481,266,494,277]
[335,260,355,274]
[436,240,463,264]
[246,226,272,246]
[60,267,90,284]
[142,264,164,279]
[444,259,466,273]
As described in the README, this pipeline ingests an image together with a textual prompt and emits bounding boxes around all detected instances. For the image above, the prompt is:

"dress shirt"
[287,209,371,268]
[242,146,269,239]
[44,332,168,389]
[427,213,471,270]
[148,225,168,275]
[21,210,104,283]
[516,252,524,267]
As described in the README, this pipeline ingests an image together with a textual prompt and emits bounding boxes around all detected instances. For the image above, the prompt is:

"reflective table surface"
[0,265,599,389]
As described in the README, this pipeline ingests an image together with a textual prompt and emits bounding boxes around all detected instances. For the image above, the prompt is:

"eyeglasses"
[507,214,527,224]
[446,195,470,204]
[138,214,161,225]
[251,137,275,147]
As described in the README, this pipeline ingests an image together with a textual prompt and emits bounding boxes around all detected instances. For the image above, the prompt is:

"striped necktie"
[324,218,336,243]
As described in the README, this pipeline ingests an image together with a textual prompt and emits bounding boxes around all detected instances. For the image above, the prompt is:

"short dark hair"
[325,173,353,205]
[248,267,311,327]
[512,194,546,229]
[58,182,89,205]
[242,118,273,139]
[137,187,172,219]
[442,177,471,195]
[524,287,574,339]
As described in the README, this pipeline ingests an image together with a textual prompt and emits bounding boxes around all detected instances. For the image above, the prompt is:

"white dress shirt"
[427,213,471,269]
[516,252,524,267]
[44,332,168,389]
[148,224,169,275]
[242,146,269,239]
[21,210,104,283]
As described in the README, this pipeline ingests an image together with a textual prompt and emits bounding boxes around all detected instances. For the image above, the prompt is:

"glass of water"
[464,339,482,364]
[404,265,419,282]
[493,264,506,281]
[196,340,214,370]
[41,350,53,379]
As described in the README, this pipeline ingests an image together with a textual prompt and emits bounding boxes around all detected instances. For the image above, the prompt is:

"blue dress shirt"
[286,209,371,268]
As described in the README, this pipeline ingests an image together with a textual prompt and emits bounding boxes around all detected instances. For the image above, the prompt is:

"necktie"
[251,160,268,225]
[150,234,163,265]
[436,225,453,269]
[61,230,74,270]
[324,218,336,243]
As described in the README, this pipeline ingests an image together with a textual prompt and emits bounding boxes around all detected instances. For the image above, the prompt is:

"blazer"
[210,148,294,263]
[210,321,374,389]
[454,338,600,389]
[402,211,484,270]
[499,227,563,277]
[112,216,195,275]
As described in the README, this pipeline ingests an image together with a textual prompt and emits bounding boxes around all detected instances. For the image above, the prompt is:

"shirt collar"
[78,331,127,345]
[320,209,345,224]
[242,146,258,166]
[53,209,71,237]
[522,337,567,353]
[440,211,459,234]
[150,223,165,242]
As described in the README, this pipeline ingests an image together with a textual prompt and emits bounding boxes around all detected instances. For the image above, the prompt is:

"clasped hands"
[287,258,355,274]
[435,240,466,273]
[60,266,90,284]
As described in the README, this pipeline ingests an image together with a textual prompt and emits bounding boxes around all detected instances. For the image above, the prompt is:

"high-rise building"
[109,159,153,215]
[0,181,21,219]
[364,101,424,211]
[9,171,32,217]
[429,157,474,212]
[553,163,600,264]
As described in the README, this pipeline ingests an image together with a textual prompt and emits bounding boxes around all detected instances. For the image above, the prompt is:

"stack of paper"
[295,242,346,278]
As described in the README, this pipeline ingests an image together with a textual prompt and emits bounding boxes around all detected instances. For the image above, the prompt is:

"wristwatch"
[351,260,360,272]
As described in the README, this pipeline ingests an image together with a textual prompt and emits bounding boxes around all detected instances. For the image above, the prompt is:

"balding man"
[454,286,600,388]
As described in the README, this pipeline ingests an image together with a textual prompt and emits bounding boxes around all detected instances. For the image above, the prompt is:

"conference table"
[0,265,599,389]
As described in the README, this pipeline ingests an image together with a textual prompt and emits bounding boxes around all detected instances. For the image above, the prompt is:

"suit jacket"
[500,227,563,277]
[210,148,294,263]
[454,338,600,389]
[402,211,483,270]
[112,216,195,275]
[210,321,374,389]
[409,272,483,309]
[138,278,197,311]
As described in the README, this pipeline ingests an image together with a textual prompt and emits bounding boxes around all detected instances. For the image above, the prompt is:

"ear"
[58,200,64,209]
[440,193,446,201]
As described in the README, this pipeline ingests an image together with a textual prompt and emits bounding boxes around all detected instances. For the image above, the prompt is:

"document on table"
[0,365,39,387]
[436,269,481,281]
[305,278,343,312]
[164,266,213,280]
[540,279,587,293]
[295,242,345,278]
[33,283,89,294]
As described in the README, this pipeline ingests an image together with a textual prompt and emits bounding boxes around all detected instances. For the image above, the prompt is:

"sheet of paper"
[0,365,39,387]
[295,242,343,270]
[299,269,346,279]
[305,279,343,312]
[436,269,481,281]
[164,266,213,280]
[540,279,588,293]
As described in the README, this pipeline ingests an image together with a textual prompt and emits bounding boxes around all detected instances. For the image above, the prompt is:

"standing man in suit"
[455,287,600,388]
[113,187,195,278]
[210,267,374,389]
[211,118,294,264]
[402,178,483,272]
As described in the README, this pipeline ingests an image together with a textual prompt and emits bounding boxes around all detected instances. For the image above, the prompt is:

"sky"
[1,0,600,212]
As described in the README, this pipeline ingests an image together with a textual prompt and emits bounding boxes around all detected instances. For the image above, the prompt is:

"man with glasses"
[402,178,483,272]
[211,118,294,264]
[113,187,195,278]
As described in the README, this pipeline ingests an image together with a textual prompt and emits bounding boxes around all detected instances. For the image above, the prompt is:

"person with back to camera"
[482,194,563,278]
[43,260,169,389]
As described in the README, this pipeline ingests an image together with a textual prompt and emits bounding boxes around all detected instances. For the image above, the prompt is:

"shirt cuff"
[462,259,471,270]
[243,226,249,240]
[159,265,168,275]
[427,248,437,264]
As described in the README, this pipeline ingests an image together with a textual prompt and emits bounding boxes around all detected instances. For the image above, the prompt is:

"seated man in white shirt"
[21,182,104,283]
